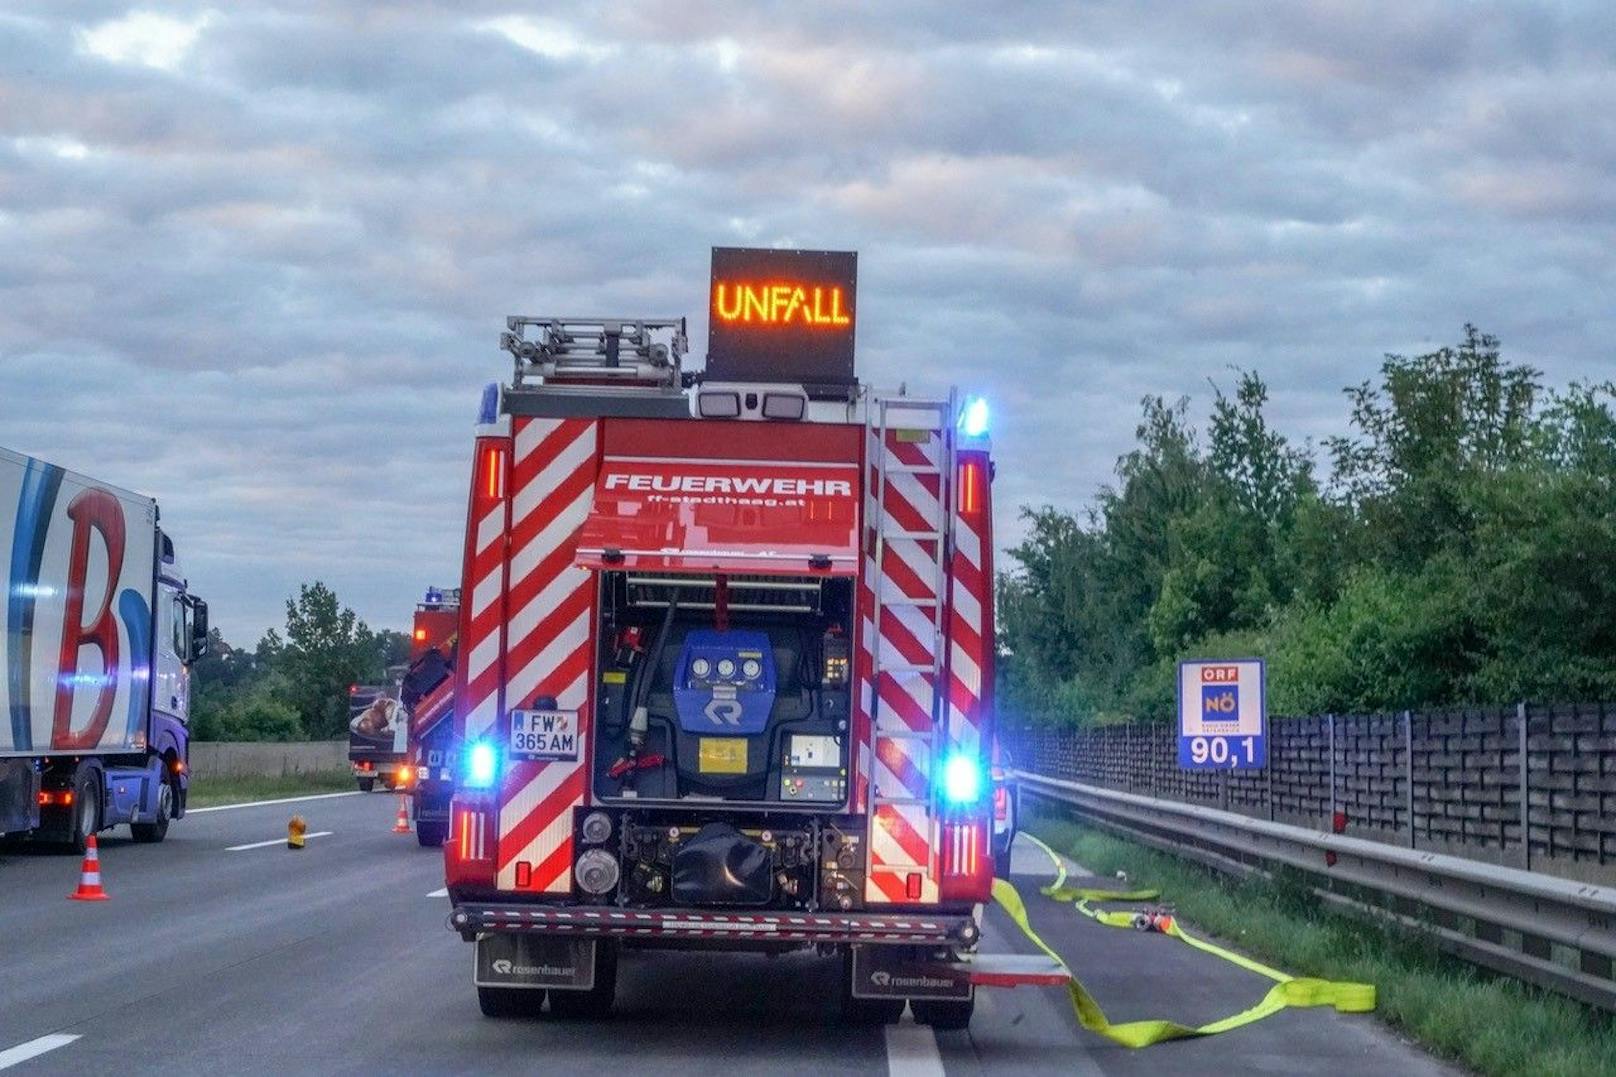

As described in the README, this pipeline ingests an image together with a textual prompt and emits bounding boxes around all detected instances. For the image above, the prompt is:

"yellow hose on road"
[992,833,1375,1049]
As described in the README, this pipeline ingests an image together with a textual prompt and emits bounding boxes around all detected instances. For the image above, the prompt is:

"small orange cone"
[68,834,110,901]
[392,796,411,834]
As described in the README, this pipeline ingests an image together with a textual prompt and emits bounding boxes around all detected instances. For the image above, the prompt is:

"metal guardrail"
[1014,769,1616,1013]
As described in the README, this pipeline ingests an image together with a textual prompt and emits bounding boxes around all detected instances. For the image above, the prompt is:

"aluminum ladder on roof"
[864,391,957,899]
[500,316,687,389]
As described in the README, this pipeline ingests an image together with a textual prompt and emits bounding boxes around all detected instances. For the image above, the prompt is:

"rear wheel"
[839,948,905,1025]
[130,779,173,843]
[993,841,1012,879]
[477,986,546,1018]
[993,795,1017,878]
[357,777,375,793]
[65,773,99,855]
[416,820,447,848]
[912,996,975,1031]
[547,942,618,1019]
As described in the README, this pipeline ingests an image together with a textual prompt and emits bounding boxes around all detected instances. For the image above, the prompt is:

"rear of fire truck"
[443,248,998,1027]
[404,587,458,847]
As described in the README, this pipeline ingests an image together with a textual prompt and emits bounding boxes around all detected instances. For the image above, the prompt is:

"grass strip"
[1028,810,1616,1077]
[186,770,357,808]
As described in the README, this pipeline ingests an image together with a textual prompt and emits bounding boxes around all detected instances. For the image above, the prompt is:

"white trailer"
[0,446,208,848]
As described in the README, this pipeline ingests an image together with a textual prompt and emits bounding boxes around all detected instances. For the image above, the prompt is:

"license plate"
[509,709,579,760]
[698,737,749,774]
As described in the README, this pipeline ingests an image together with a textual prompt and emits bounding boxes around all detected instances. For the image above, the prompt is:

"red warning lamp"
[482,446,506,500]
[957,459,984,517]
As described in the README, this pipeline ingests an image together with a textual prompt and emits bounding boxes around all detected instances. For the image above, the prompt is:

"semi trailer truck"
[1,446,209,850]
[442,248,1004,1028]
[347,680,408,793]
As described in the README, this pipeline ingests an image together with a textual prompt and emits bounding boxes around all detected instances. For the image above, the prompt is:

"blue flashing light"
[960,397,989,439]
[940,752,985,805]
[477,382,499,425]
[464,741,499,789]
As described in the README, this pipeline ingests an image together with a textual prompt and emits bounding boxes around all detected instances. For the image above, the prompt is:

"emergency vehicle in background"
[347,588,459,847]
[404,587,458,847]
[443,248,1004,1028]
[0,446,209,849]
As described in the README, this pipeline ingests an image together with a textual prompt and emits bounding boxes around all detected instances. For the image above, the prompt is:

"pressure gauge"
[691,658,711,678]
[742,658,762,680]
[717,658,737,678]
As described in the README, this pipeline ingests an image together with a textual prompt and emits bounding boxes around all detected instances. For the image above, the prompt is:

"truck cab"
[34,529,208,850]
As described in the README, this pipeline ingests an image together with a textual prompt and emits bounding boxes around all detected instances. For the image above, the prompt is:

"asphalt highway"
[0,792,1454,1075]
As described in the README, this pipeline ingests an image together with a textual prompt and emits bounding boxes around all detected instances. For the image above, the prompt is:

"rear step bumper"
[449,902,980,946]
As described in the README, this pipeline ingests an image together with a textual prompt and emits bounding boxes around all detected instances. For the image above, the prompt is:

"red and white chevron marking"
[863,425,946,904]
[458,436,511,744]
[947,484,988,757]
[495,416,600,894]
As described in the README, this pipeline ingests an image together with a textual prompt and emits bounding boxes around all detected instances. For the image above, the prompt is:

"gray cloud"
[2,1,1612,640]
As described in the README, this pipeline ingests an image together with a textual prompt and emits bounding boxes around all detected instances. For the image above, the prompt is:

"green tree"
[275,581,385,739]
[374,628,412,672]
[1327,325,1540,567]
[1149,371,1314,656]
[189,630,284,740]
[193,676,304,742]
[997,327,1616,727]
[1000,396,1210,722]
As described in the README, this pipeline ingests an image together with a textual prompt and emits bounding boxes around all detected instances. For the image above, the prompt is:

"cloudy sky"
[2,2,1612,642]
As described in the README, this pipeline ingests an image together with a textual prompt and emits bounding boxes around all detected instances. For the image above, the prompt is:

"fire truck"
[403,587,458,847]
[347,588,459,848]
[443,248,1000,1028]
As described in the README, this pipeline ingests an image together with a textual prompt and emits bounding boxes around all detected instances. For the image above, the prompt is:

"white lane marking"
[189,791,361,814]
[0,1034,80,1070]
[427,888,448,898]
[226,832,332,852]
[885,1016,944,1077]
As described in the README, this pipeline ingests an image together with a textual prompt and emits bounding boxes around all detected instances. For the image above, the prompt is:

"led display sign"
[707,247,857,389]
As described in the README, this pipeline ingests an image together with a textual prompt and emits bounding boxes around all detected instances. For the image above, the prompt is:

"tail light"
[38,790,74,807]
[444,795,496,890]
[957,458,984,517]
[481,446,506,500]
[938,819,990,903]
[395,765,413,786]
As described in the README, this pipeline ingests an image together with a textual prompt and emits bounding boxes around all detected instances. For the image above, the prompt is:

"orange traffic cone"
[392,796,411,834]
[68,834,110,901]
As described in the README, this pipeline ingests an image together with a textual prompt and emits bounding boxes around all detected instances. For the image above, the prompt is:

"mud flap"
[850,945,973,1002]
[474,935,596,991]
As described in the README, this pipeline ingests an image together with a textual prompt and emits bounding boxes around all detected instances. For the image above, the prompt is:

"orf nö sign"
[1177,659,1266,770]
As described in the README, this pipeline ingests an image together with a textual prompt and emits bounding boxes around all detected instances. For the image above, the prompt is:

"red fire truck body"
[444,251,999,1026]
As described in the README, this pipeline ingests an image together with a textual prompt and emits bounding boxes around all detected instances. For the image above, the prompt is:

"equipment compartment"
[591,572,854,809]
